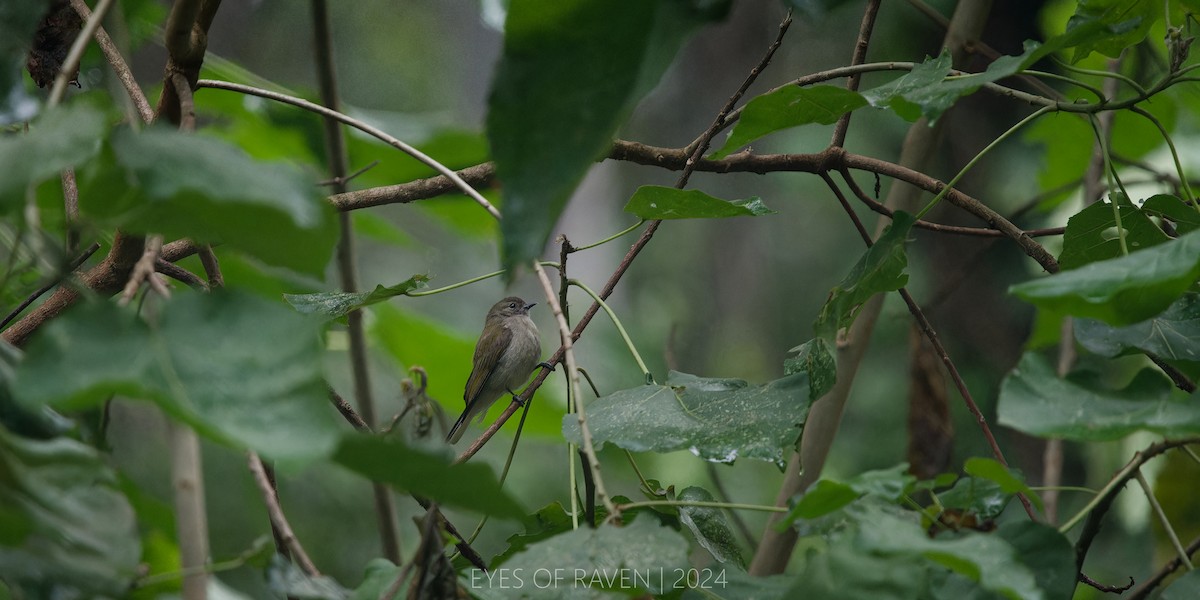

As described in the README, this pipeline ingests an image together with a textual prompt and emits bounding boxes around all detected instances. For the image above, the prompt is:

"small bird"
[446,296,542,444]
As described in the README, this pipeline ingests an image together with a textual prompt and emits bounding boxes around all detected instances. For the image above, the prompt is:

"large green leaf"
[1058,195,1170,270]
[563,370,813,467]
[711,85,868,158]
[1075,293,1200,360]
[997,352,1200,440]
[939,476,1010,521]
[1065,0,1157,62]
[332,433,524,518]
[488,0,728,277]
[493,502,576,567]
[855,505,1042,600]
[0,427,140,597]
[13,292,339,465]
[781,464,916,524]
[996,522,1077,600]
[0,103,106,209]
[1010,228,1200,326]
[283,274,430,320]
[470,514,690,598]
[624,186,775,219]
[676,486,744,568]
[815,212,914,339]
[80,126,338,276]
[860,52,953,122]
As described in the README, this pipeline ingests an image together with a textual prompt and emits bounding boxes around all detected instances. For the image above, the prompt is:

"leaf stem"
[571,220,646,252]
[405,262,560,296]
[1129,105,1198,210]
[914,106,1052,221]
[1136,471,1195,570]
[568,279,654,384]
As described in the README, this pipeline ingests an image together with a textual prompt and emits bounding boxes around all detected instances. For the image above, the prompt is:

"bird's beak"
[525,302,537,311]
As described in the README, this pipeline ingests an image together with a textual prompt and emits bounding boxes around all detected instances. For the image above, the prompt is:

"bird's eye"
[509,302,517,309]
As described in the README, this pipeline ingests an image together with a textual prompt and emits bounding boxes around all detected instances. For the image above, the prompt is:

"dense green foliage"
[3,0,1200,598]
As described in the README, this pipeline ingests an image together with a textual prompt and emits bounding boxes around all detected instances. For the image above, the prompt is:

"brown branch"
[170,72,196,132]
[69,0,153,123]
[829,0,881,147]
[839,170,1064,238]
[61,169,79,253]
[155,258,207,290]
[248,452,320,576]
[118,235,169,305]
[329,163,496,211]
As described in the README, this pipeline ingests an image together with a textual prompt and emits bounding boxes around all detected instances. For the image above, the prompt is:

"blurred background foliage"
[4,0,1200,597]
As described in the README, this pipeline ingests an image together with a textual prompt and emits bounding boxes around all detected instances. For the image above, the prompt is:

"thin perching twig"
[533,261,617,521]
[248,452,320,576]
[118,235,169,306]
[0,242,99,330]
[829,0,881,147]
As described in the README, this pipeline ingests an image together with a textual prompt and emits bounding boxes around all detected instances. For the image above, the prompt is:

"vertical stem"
[168,419,209,600]
[310,0,400,563]
[829,0,881,148]
[1136,471,1195,571]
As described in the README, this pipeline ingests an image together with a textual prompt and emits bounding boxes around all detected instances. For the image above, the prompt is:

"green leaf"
[855,505,1042,600]
[471,514,690,597]
[963,458,1043,514]
[996,522,1076,600]
[998,352,1200,440]
[784,479,860,522]
[0,104,107,210]
[1162,570,1200,600]
[563,370,813,468]
[349,559,403,600]
[82,126,337,276]
[1075,293,1200,360]
[862,42,1055,123]
[489,0,728,277]
[1058,195,1170,270]
[815,212,914,339]
[1065,0,1157,62]
[493,502,576,567]
[624,186,775,219]
[711,85,868,158]
[781,464,916,524]
[0,427,140,597]
[861,52,953,122]
[1143,194,1200,235]
[677,486,744,568]
[13,292,339,466]
[332,433,524,518]
[265,554,349,600]
[939,476,1010,521]
[1010,228,1200,326]
[283,274,430,320]
[784,337,836,400]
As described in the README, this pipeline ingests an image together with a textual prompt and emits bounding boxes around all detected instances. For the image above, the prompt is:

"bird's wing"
[464,323,512,405]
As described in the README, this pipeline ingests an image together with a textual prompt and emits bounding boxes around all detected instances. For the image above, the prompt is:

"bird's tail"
[446,409,471,444]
